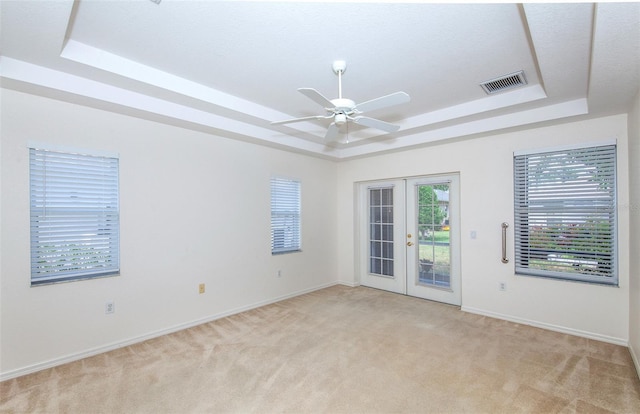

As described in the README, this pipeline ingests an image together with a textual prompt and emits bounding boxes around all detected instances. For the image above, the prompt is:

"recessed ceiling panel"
[68,1,539,118]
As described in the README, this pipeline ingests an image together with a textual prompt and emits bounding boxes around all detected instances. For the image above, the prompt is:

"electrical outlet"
[199,283,205,294]
[105,301,115,314]
[499,282,506,291]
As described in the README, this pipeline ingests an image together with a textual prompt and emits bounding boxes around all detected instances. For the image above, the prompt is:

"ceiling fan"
[271,61,410,142]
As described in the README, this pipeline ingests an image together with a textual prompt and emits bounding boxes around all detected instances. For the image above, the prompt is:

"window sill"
[272,249,302,256]
[31,272,120,287]
[515,270,618,287]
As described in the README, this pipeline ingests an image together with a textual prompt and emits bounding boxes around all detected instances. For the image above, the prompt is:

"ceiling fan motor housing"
[330,98,356,114]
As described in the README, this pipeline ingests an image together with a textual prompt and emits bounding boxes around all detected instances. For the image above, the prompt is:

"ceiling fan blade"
[325,122,340,141]
[271,115,331,125]
[355,91,410,114]
[353,116,401,133]
[298,88,335,109]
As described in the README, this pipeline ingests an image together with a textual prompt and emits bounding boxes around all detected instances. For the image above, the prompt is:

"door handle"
[501,222,509,264]
[407,241,414,246]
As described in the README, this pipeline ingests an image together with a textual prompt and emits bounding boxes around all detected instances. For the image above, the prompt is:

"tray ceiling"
[1,1,638,159]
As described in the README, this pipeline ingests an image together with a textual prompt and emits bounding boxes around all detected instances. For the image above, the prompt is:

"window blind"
[514,144,617,284]
[271,177,301,254]
[30,148,120,285]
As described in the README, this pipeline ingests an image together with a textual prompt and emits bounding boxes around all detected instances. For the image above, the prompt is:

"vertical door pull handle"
[501,222,509,264]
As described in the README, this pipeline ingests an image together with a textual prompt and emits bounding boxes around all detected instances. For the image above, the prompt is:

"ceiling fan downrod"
[330,60,353,125]
[332,60,347,100]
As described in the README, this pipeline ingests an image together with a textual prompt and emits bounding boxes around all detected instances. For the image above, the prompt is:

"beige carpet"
[1,285,639,413]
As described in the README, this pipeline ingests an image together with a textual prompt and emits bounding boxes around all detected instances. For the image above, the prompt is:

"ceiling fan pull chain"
[345,118,350,144]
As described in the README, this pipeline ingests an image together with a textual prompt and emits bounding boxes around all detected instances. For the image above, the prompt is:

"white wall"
[0,89,338,379]
[2,86,636,380]
[337,115,631,344]
[628,90,640,378]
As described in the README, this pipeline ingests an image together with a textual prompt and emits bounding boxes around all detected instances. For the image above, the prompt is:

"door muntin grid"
[369,187,394,277]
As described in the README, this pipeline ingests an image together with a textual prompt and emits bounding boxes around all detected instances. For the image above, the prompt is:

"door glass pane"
[382,259,394,276]
[370,224,381,240]
[369,187,394,277]
[382,224,393,241]
[417,184,450,288]
[370,258,382,274]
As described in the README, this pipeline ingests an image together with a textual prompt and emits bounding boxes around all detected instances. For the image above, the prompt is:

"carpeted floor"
[1,285,639,413]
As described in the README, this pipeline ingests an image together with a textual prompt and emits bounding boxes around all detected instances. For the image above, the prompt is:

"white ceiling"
[1,1,639,159]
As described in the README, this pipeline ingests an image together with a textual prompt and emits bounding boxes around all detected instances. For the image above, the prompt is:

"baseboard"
[461,306,628,347]
[336,280,358,287]
[630,341,640,380]
[0,281,339,382]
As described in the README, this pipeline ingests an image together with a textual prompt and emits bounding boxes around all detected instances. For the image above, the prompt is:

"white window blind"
[514,144,617,285]
[271,177,301,254]
[30,148,120,285]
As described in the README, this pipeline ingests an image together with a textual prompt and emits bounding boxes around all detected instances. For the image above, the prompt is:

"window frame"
[513,142,618,286]
[29,145,120,286]
[270,176,301,255]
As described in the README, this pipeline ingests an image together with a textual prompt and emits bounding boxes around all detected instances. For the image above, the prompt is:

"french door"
[358,174,460,305]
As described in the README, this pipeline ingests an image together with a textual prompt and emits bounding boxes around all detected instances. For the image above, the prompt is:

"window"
[270,177,301,254]
[30,147,120,285]
[514,144,617,285]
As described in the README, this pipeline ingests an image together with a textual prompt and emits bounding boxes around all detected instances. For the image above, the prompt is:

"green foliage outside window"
[418,185,446,230]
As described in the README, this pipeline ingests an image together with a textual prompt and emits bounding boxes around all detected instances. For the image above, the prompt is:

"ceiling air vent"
[480,71,527,95]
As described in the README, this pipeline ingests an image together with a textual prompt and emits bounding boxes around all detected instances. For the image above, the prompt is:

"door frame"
[355,173,461,305]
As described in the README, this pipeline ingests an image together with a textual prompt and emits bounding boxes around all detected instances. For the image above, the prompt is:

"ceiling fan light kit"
[272,60,410,142]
